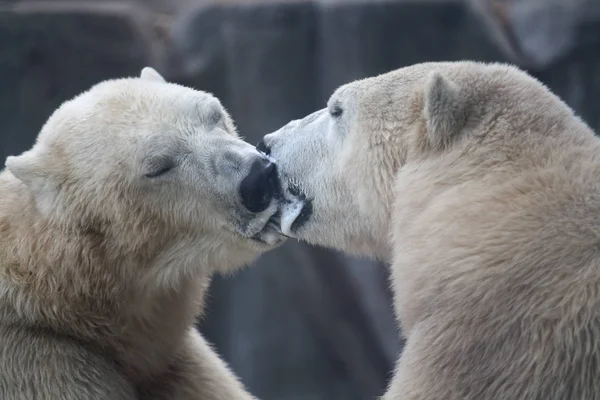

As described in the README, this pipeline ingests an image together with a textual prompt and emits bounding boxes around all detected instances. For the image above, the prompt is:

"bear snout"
[239,156,281,213]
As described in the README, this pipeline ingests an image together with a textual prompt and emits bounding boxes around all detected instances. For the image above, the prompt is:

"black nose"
[239,156,279,213]
[256,138,271,156]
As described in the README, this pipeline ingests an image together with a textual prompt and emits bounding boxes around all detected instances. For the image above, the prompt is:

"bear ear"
[140,67,166,83]
[5,150,46,188]
[5,150,58,216]
[423,71,467,149]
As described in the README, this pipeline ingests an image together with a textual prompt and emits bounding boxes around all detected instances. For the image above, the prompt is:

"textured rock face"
[467,0,600,68]
[2,1,600,399]
[0,2,154,162]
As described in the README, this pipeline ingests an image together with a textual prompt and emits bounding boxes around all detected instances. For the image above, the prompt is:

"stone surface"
[0,2,153,162]
[315,0,505,97]
[533,49,600,133]
[467,0,600,68]
[171,2,319,140]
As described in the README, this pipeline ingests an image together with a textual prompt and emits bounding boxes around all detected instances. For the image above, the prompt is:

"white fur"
[265,61,600,399]
[0,67,283,399]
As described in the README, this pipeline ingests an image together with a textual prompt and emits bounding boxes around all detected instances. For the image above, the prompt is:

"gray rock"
[467,0,600,68]
[0,3,152,162]
[316,0,506,97]
[534,50,600,133]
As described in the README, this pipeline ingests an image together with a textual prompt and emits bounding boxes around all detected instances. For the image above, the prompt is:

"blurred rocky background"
[1,0,600,399]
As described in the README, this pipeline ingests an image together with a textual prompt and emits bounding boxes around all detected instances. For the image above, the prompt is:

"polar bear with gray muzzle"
[263,61,600,399]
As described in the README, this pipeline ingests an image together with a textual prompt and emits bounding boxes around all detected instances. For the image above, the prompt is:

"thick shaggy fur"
[263,61,600,399]
[0,68,282,399]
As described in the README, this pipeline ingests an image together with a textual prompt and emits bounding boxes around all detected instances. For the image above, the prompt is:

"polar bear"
[261,61,600,399]
[0,67,285,399]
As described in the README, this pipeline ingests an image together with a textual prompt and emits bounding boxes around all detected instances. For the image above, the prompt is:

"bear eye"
[330,104,343,118]
[144,159,175,178]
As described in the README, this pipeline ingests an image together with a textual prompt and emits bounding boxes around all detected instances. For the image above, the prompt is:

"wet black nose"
[239,156,279,213]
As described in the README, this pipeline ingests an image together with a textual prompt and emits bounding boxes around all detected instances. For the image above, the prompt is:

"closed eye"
[145,165,173,178]
[144,160,175,178]
[330,104,343,118]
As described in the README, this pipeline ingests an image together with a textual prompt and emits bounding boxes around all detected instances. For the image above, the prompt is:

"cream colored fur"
[263,61,600,399]
[0,67,283,399]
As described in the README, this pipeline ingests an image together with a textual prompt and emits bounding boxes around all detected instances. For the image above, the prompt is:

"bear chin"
[267,191,311,238]
[250,225,287,247]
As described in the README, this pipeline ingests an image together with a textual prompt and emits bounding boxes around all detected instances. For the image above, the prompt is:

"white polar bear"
[262,61,600,399]
[0,67,285,399]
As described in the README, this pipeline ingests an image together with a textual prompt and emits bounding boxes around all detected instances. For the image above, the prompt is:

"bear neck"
[0,175,215,345]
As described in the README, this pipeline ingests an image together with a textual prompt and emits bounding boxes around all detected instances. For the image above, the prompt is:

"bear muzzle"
[239,156,281,214]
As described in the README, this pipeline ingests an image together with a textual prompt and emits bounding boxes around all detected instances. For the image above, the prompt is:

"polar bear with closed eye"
[0,67,285,399]
[262,61,600,399]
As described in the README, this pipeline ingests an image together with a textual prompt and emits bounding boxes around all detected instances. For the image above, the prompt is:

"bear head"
[261,61,586,260]
[5,68,286,285]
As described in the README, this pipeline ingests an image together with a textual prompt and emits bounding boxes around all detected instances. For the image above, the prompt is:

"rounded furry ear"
[140,67,166,83]
[6,150,58,216]
[5,150,45,188]
[424,71,467,149]
[203,98,224,127]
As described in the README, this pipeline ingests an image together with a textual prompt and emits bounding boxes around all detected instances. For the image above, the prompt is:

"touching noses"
[239,153,280,213]
[256,137,271,156]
